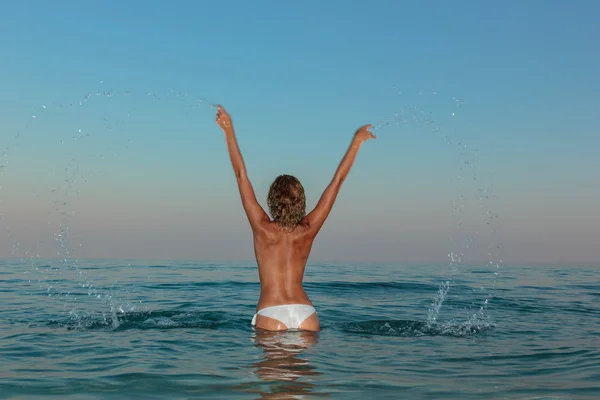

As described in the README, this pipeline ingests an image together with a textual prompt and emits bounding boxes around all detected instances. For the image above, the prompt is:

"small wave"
[340,319,494,337]
[305,281,442,293]
[143,281,256,290]
[46,310,232,331]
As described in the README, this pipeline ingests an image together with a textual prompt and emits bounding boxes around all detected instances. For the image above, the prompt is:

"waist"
[257,290,313,311]
[256,303,316,314]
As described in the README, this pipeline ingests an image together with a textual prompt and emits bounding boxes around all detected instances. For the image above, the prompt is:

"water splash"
[1,85,220,328]
[373,89,503,326]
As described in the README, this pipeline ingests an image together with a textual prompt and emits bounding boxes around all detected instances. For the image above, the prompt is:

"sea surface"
[1,259,599,399]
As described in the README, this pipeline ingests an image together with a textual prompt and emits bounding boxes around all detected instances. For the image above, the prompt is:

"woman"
[216,106,375,331]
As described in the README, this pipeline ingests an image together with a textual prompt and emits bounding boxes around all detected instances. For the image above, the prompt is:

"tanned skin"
[216,106,375,332]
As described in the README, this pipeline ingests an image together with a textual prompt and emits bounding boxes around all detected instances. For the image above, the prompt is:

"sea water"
[1,259,599,399]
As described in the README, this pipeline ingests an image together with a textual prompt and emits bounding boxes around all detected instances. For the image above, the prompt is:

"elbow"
[235,168,247,181]
[331,176,344,188]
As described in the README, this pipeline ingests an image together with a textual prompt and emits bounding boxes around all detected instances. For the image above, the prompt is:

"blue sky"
[1,1,598,264]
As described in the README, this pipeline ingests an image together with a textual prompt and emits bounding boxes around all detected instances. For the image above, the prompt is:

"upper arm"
[305,180,342,236]
[236,172,270,231]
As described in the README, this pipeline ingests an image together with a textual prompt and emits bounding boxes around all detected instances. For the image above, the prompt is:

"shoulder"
[253,219,277,238]
[293,220,317,240]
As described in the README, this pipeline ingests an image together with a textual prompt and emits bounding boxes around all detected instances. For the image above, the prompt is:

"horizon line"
[0,256,597,267]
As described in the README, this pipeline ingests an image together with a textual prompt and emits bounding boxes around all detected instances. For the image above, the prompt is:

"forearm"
[332,137,362,186]
[223,128,247,179]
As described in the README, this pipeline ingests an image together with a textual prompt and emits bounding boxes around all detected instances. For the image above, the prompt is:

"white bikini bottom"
[251,304,317,329]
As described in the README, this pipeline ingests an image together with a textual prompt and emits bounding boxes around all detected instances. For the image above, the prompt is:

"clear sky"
[1,1,598,264]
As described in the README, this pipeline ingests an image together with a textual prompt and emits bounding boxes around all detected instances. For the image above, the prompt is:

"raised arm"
[305,124,375,235]
[216,106,270,231]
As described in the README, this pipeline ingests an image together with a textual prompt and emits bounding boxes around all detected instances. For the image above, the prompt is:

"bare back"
[253,220,315,310]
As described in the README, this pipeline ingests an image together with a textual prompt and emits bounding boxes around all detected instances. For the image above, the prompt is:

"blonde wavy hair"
[267,175,306,232]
